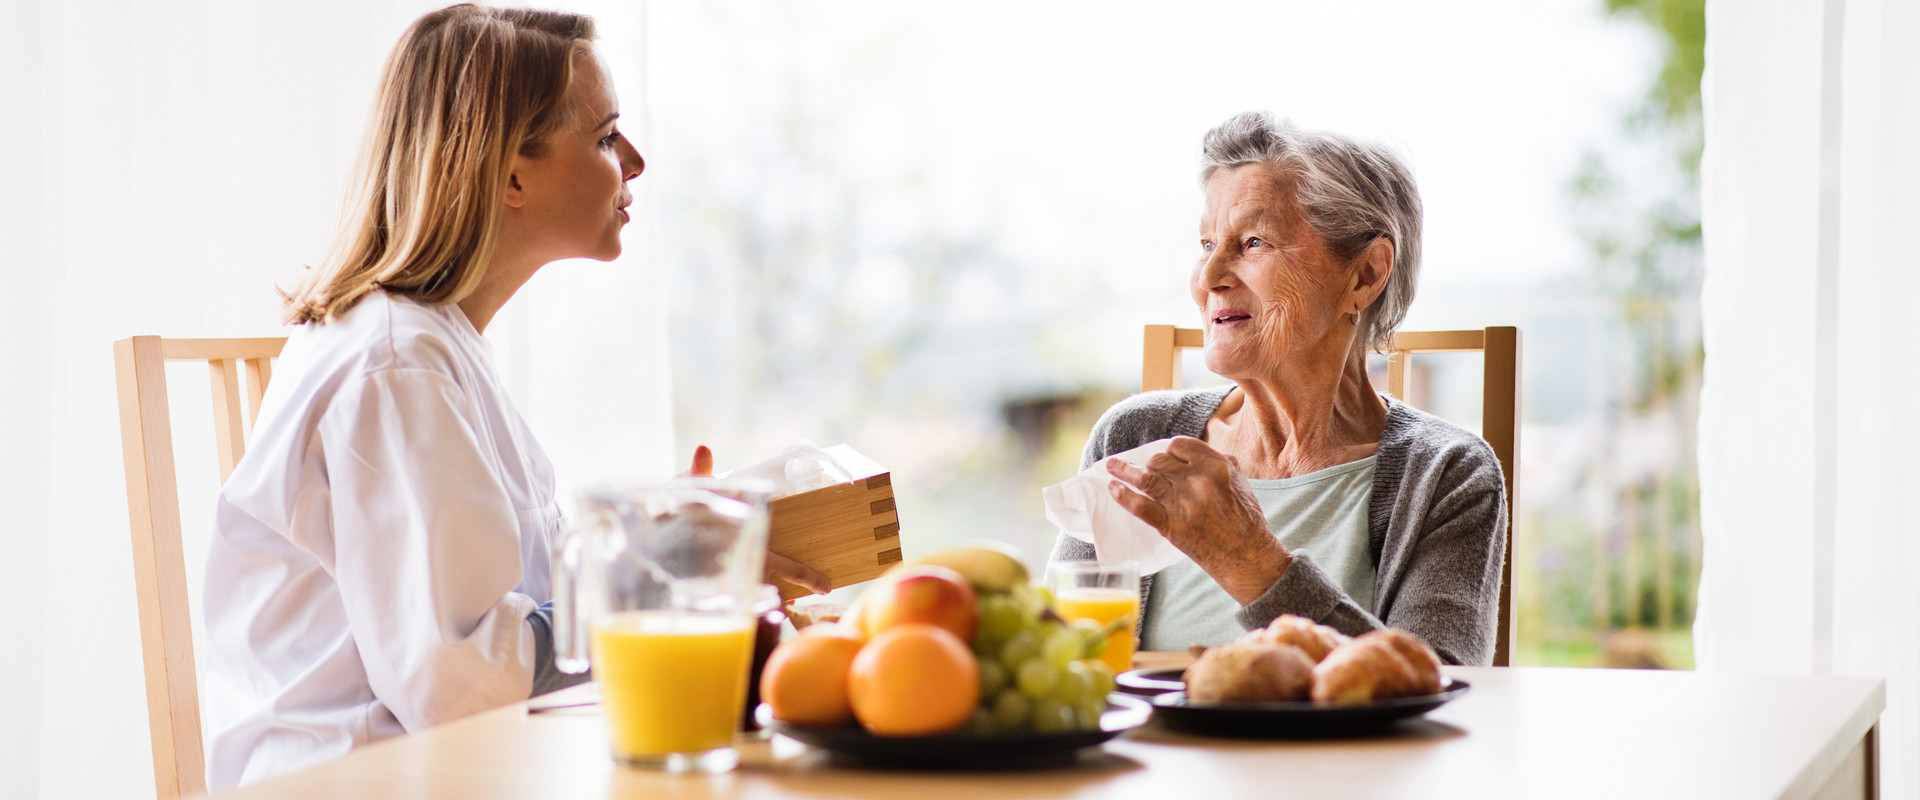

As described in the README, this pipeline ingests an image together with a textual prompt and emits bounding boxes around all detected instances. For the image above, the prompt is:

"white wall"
[0,2,671,796]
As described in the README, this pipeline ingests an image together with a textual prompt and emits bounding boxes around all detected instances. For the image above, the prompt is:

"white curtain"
[1696,0,1920,796]
[0,2,670,797]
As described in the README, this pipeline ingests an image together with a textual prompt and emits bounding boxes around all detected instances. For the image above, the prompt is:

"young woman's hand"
[682,445,832,596]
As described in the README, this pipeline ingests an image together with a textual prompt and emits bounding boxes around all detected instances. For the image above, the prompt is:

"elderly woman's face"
[1192,164,1357,378]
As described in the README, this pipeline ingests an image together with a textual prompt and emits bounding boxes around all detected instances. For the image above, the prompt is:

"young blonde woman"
[201,6,826,788]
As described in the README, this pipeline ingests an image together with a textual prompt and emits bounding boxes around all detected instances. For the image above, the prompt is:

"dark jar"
[741,584,786,733]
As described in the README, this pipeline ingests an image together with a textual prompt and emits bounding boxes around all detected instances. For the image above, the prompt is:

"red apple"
[859,565,979,642]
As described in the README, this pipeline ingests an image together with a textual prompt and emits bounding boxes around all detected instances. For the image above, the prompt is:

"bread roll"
[1249,615,1349,664]
[1185,640,1315,703]
[1371,629,1443,695]
[1310,630,1443,704]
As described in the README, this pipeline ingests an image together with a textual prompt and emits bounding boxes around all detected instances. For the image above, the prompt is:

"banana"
[905,544,1030,595]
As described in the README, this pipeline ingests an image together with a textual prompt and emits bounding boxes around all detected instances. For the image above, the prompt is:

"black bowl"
[763,694,1151,769]
[1148,677,1471,737]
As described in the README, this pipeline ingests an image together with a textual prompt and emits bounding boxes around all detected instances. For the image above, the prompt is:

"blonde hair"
[282,4,596,324]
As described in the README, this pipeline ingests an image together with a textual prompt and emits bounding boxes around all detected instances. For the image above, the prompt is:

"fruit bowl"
[761,694,1151,768]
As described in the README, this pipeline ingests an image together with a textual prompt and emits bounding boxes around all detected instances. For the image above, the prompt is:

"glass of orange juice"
[1050,561,1141,675]
[554,478,772,773]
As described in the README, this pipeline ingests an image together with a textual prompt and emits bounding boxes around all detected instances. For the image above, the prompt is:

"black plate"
[1115,667,1186,696]
[764,694,1151,768]
[1148,677,1470,737]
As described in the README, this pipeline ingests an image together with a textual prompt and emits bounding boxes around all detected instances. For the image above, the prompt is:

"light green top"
[1139,456,1378,652]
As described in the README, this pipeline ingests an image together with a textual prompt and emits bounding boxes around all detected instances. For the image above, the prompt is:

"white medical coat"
[201,292,560,788]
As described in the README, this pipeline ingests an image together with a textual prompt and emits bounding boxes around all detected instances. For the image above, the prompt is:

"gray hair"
[1199,112,1422,353]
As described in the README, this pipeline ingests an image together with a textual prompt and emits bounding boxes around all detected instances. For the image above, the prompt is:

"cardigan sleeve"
[1369,439,1507,665]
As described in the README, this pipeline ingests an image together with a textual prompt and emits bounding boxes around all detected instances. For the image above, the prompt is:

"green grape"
[1016,658,1059,698]
[1000,629,1041,667]
[1082,659,1117,697]
[1054,665,1089,705]
[978,594,1025,643]
[1069,618,1108,658]
[965,708,996,736]
[1031,698,1075,733]
[991,689,1031,730]
[1041,628,1082,668]
[1035,586,1057,610]
[1076,698,1105,730]
[978,658,1010,697]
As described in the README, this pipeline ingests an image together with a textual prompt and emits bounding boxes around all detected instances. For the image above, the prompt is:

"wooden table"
[204,659,1883,800]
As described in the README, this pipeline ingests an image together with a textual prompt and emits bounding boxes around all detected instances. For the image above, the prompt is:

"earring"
[1347,310,1358,325]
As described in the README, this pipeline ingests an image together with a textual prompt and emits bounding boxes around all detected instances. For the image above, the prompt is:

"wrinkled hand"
[1105,436,1291,604]
[681,445,832,596]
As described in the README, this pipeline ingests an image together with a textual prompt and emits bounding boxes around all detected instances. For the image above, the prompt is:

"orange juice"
[1055,587,1140,674]
[591,611,754,762]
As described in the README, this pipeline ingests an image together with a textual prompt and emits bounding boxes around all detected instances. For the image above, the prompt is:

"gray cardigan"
[1048,385,1506,666]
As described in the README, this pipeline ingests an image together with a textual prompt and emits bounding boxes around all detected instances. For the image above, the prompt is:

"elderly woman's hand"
[1105,436,1292,604]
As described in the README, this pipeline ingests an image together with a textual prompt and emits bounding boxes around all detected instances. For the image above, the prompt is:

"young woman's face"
[509,45,645,263]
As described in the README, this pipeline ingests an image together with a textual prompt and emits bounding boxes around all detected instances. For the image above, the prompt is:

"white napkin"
[1041,439,1187,575]
[723,441,854,497]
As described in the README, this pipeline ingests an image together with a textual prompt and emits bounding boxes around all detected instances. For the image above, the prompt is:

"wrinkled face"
[510,45,645,263]
[1192,164,1357,379]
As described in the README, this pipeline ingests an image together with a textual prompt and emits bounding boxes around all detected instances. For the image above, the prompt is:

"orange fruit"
[847,624,979,736]
[761,629,864,726]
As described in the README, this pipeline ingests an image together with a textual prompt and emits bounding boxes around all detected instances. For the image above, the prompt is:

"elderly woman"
[1051,112,1505,666]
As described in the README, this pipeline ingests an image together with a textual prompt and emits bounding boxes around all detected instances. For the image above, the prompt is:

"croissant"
[1245,614,1349,664]
[1310,630,1443,705]
[1185,640,1315,703]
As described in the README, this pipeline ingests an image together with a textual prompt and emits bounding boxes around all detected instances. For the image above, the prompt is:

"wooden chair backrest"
[1141,325,1521,667]
[114,336,286,798]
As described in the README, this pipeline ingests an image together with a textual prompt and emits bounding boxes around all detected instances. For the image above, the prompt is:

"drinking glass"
[553,478,772,773]
[1049,561,1141,675]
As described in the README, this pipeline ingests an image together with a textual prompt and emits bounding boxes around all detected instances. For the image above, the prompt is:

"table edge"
[1777,677,1886,800]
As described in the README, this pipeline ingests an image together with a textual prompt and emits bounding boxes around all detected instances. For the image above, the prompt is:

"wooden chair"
[115,336,286,798]
[1141,325,1521,667]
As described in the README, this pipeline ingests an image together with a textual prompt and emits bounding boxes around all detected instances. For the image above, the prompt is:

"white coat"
[201,291,561,789]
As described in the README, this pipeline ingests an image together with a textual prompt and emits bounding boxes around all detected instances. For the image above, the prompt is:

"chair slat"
[1393,329,1487,353]
[115,336,207,799]
[1387,350,1410,401]
[162,338,285,361]
[210,360,246,482]
[1480,327,1521,668]
[244,358,273,427]
[1142,325,1180,392]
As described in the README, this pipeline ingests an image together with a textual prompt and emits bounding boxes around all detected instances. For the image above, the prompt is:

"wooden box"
[765,457,901,602]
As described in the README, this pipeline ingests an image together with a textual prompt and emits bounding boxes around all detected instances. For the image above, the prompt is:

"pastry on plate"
[1310,629,1443,705]
[1246,614,1349,664]
[1185,639,1315,703]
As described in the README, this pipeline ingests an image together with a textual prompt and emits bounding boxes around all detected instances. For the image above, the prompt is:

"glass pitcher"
[553,477,772,773]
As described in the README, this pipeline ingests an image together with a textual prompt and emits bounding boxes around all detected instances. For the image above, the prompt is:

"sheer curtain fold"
[1698,0,1920,796]
[0,1,668,797]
